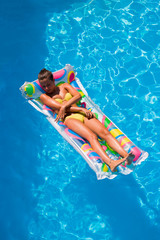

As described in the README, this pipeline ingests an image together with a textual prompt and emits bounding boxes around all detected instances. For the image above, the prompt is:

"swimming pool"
[1,0,160,239]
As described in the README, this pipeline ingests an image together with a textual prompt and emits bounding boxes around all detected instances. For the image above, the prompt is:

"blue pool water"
[1,0,160,239]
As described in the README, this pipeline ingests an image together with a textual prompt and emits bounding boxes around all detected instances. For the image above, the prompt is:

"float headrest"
[20,64,76,99]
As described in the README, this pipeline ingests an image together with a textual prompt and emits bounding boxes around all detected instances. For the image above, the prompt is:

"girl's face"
[40,78,55,93]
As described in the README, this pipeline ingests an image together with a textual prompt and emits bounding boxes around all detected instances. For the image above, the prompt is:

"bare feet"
[109,155,129,172]
[109,153,135,172]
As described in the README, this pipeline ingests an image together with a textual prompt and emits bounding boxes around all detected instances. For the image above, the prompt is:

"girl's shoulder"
[61,82,70,88]
[59,83,70,93]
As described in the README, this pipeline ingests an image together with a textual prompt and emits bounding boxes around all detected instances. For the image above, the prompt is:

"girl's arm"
[40,93,94,122]
[55,105,94,122]
[40,94,62,110]
[62,83,82,108]
[55,83,82,121]
[40,83,81,110]
[40,93,83,113]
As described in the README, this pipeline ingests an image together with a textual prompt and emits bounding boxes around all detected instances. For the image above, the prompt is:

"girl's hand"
[55,105,66,122]
[82,109,95,119]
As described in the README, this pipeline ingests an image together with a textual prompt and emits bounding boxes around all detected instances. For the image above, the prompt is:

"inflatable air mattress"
[20,64,148,179]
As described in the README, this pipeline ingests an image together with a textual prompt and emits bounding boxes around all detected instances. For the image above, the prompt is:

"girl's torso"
[46,84,77,116]
[47,84,72,102]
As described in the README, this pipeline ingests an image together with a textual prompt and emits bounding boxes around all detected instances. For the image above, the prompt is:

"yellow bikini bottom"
[64,113,85,123]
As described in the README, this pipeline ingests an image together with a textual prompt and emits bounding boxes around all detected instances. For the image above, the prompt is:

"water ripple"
[30,0,160,238]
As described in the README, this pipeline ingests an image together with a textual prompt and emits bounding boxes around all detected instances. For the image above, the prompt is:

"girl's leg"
[64,118,129,172]
[84,117,133,164]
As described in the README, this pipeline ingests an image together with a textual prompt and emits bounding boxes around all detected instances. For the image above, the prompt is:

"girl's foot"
[109,155,129,172]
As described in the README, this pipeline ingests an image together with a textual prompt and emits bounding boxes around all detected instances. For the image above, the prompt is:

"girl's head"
[38,68,55,93]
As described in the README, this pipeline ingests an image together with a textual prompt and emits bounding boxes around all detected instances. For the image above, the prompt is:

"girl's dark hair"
[38,68,54,81]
